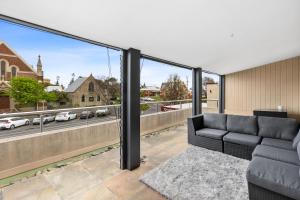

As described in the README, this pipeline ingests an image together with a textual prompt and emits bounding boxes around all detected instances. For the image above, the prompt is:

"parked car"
[96,108,110,117]
[0,117,30,130]
[32,114,55,125]
[79,111,95,119]
[55,112,77,121]
[141,97,155,101]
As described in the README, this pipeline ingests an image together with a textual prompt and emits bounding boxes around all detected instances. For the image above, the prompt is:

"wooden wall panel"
[225,56,300,121]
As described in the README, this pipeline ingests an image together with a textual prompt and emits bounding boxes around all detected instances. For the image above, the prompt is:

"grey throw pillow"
[293,130,300,149]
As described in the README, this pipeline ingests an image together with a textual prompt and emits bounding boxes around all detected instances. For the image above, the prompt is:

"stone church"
[0,41,46,112]
[65,74,108,107]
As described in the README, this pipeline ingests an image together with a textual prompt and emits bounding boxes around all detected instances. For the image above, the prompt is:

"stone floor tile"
[2,175,61,200]
[81,154,122,181]
[43,164,101,199]
[104,171,146,199]
[65,184,119,200]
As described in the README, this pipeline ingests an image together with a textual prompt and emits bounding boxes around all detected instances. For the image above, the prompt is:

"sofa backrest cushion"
[258,116,298,141]
[203,113,227,130]
[227,115,257,135]
[292,130,300,149]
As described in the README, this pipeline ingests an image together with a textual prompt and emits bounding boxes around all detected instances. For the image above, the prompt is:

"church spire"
[37,55,42,68]
[36,55,43,77]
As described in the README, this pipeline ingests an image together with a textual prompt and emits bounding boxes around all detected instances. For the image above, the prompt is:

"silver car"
[96,108,110,117]
[32,114,55,125]
[0,117,30,130]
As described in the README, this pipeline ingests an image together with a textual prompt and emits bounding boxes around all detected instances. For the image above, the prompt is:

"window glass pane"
[11,67,17,77]
[202,72,220,113]
[1,61,5,76]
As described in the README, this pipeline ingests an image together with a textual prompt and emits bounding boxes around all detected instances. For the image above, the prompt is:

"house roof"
[141,86,160,92]
[45,85,64,92]
[1,1,300,74]
[65,77,87,93]
[0,41,38,75]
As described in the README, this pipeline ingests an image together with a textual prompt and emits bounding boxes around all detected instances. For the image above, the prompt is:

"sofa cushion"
[258,116,298,140]
[227,115,257,135]
[196,128,228,139]
[252,145,300,166]
[203,113,226,130]
[247,157,300,200]
[261,138,293,150]
[223,132,261,146]
[293,130,300,149]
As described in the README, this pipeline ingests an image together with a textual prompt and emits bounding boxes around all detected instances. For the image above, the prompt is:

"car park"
[32,114,55,125]
[96,108,110,117]
[55,112,77,121]
[79,111,95,119]
[0,117,30,130]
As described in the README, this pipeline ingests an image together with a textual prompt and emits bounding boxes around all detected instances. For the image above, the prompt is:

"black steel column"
[192,68,202,115]
[120,50,128,170]
[120,48,141,170]
[219,75,225,113]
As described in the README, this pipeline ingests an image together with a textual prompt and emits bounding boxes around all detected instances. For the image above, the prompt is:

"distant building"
[65,74,107,107]
[206,83,219,109]
[45,85,64,92]
[0,41,46,112]
[140,85,160,96]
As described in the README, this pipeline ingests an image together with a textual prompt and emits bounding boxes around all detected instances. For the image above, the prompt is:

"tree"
[9,77,57,108]
[69,73,75,85]
[141,83,146,89]
[140,104,150,113]
[98,77,120,103]
[202,76,216,85]
[160,74,189,100]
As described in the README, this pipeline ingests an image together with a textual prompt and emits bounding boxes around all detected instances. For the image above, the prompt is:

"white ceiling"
[0,0,300,74]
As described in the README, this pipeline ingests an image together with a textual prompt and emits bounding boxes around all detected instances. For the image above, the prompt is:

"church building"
[0,41,45,112]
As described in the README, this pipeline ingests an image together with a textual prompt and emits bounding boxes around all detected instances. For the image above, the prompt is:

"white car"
[0,117,30,130]
[32,114,55,125]
[96,108,110,117]
[55,112,77,121]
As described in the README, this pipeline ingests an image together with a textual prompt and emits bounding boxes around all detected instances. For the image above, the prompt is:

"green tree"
[160,74,189,100]
[140,104,150,113]
[9,77,57,108]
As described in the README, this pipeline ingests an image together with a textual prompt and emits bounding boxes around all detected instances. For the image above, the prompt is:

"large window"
[140,58,192,115]
[0,18,121,137]
[202,72,220,113]
[11,66,17,77]
[0,60,5,78]
[88,82,94,92]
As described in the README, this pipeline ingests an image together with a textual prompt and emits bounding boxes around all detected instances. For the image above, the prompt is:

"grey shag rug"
[140,146,250,200]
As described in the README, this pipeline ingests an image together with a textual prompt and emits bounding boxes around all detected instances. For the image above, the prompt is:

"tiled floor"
[1,124,188,200]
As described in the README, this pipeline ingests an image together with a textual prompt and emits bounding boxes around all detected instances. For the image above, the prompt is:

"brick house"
[0,41,44,112]
[65,74,108,107]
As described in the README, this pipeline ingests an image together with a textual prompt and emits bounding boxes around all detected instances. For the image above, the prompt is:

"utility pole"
[186,76,189,90]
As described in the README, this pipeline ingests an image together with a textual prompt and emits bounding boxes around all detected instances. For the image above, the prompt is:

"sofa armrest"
[187,114,204,145]
[188,114,204,134]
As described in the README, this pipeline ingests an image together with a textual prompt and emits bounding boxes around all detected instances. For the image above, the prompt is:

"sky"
[0,19,218,89]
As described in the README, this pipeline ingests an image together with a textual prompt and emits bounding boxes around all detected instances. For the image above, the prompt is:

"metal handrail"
[0,99,193,118]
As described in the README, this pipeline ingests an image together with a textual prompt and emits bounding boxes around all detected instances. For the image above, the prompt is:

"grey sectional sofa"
[187,113,300,200]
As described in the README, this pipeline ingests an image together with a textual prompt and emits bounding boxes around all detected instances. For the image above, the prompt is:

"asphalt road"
[0,115,119,139]
[0,105,157,139]
[0,103,179,139]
